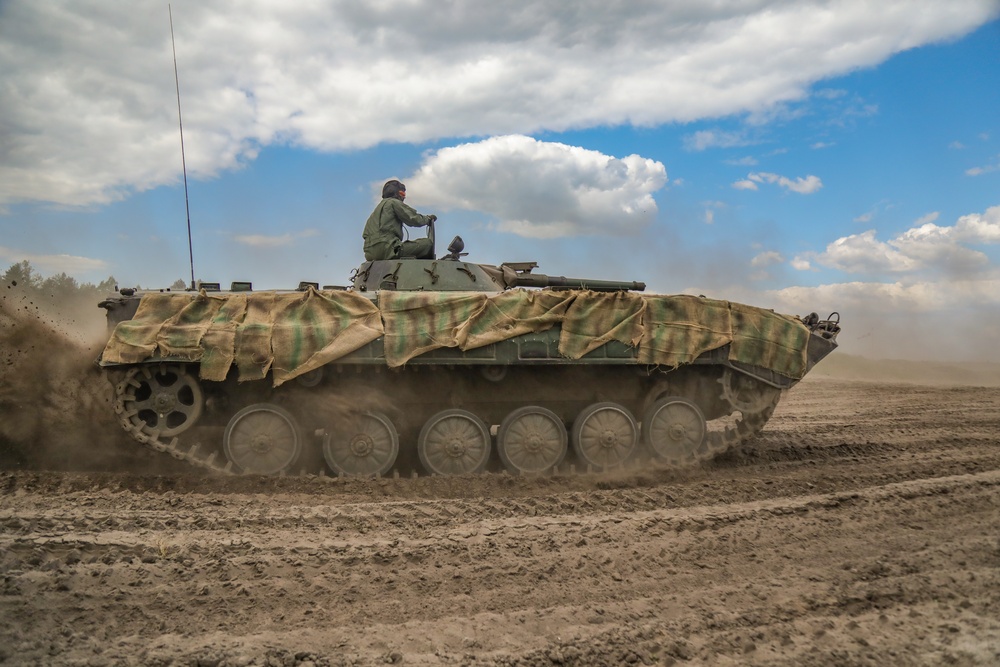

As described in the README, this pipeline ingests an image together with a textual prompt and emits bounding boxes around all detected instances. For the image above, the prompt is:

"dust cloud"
[0,282,156,471]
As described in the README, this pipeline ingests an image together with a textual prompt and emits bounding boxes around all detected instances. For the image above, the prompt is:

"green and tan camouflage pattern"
[101,289,384,386]
[102,287,810,386]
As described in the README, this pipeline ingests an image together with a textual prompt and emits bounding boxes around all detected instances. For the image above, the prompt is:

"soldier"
[362,180,436,260]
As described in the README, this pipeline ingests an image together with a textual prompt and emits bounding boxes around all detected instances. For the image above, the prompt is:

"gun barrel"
[514,274,646,292]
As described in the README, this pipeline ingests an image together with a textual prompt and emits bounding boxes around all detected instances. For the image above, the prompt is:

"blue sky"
[2,1,999,361]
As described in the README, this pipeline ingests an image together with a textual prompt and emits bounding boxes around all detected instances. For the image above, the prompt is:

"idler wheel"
[641,396,707,466]
[418,409,491,476]
[323,411,399,476]
[120,364,203,437]
[497,406,567,475]
[571,402,638,470]
[718,368,781,414]
[223,403,302,475]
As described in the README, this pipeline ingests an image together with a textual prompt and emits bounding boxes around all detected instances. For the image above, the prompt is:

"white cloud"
[818,229,919,273]
[753,276,1000,361]
[683,130,752,152]
[0,246,109,275]
[813,205,1000,275]
[2,0,997,206]
[233,228,320,247]
[768,277,1000,314]
[750,251,784,268]
[405,135,667,238]
[952,205,1000,243]
[966,155,1000,176]
[791,256,812,271]
[737,172,823,194]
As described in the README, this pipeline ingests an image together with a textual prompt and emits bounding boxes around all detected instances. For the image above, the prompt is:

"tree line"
[2,260,187,299]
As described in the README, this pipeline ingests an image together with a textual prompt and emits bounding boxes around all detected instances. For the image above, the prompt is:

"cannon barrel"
[513,273,646,292]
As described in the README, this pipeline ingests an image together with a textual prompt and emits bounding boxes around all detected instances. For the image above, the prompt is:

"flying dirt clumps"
[0,284,144,470]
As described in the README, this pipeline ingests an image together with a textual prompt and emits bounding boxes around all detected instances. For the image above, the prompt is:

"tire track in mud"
[2,379,1000,666]
[2,469,998,666]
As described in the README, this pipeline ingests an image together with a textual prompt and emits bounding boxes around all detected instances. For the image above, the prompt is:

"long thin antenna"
[169,4,196,289]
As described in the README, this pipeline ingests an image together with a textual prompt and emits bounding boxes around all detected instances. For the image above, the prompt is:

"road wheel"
[418,409,491,476]
[323,411,399,476]
[571,402,638,470]
[497,406,567,475]
[223,403,301,475]
[642,396,706,466]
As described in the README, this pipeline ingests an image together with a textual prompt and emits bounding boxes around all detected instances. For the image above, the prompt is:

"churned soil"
[1,378,999,666]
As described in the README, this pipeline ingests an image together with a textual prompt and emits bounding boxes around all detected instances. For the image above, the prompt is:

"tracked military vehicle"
[98,235,840,477]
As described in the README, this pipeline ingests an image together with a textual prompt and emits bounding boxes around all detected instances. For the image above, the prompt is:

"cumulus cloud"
[811,205,1000,276]
[768,277,1000,314]
[814,229,920,273]
[734,172,823,194]
[404,135,666,238]
[756,276,1000,361]
[952,206,1000,242]
[1,0,997,207]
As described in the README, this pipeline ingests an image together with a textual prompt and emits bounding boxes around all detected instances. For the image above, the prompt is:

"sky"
[2,0,999,362]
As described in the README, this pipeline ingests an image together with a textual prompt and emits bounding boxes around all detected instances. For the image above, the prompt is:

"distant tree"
[95,276,118,293]
[2,260,42,289]
[170,278,188,290]
[41,272,79,295]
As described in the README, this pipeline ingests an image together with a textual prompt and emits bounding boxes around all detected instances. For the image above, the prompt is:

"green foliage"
[3,260,118,299]
[1,260,43,290]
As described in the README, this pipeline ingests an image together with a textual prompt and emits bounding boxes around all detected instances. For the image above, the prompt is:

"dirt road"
[2,378,999,666]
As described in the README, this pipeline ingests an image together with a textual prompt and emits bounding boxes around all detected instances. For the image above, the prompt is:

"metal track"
[111,364,780,477]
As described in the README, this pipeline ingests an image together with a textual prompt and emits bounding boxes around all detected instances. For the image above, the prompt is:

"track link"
[111,364,783,477]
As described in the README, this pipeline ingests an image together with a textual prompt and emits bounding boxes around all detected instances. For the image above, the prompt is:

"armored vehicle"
[98,235,840,477]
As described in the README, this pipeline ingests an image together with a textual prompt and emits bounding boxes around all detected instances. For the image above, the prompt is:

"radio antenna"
[169,4,196,289]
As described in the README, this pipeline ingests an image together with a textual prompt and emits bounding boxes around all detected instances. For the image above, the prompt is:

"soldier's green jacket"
[362,198,433,260]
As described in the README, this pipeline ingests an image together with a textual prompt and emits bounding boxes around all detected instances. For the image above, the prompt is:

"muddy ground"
[1,376,999,666]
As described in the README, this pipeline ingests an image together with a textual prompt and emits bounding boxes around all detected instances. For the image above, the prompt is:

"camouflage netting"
[101,288,810,386]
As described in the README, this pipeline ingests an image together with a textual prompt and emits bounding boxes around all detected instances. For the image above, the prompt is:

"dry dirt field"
[2,375,999,667]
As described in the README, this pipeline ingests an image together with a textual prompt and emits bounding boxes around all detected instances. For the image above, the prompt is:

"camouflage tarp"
[636,294,732,367]
[102,288,384,385]
[102,287,810,385]
[380,290,579,365]
[379,291,807,376]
